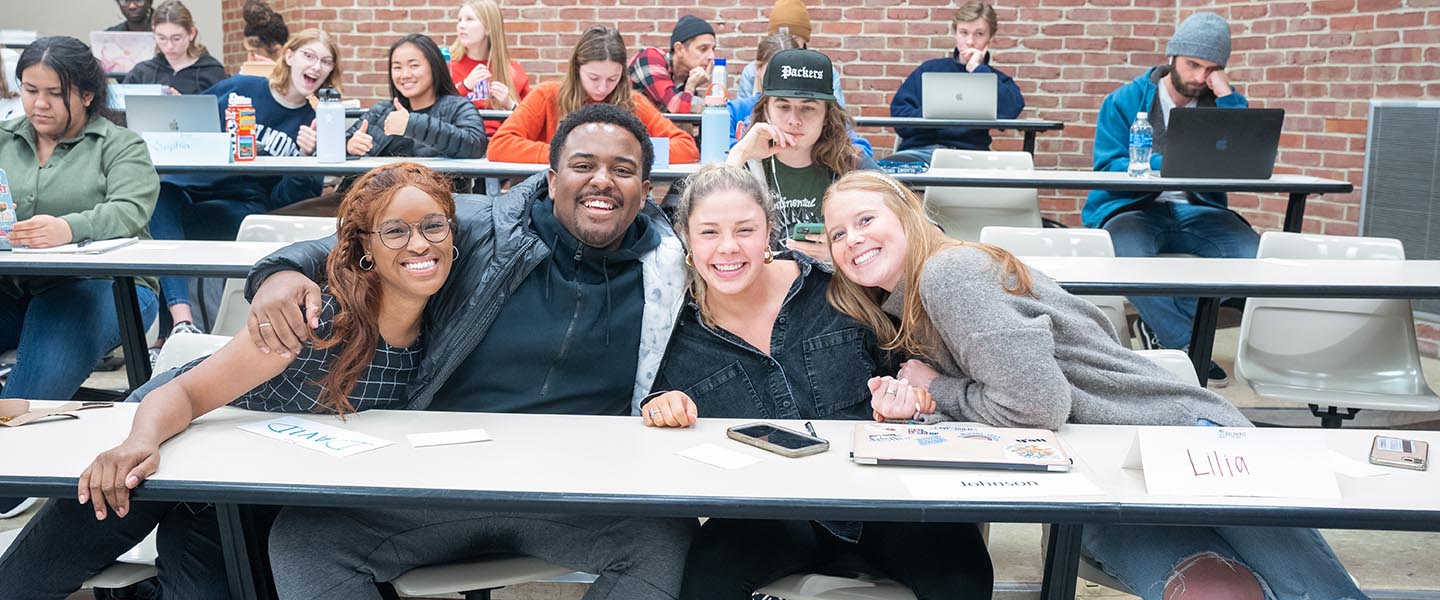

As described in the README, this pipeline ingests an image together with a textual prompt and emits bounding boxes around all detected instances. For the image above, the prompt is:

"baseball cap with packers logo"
[761,48,836,102]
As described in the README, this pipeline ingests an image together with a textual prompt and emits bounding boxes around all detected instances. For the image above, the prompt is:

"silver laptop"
[125,95,221,133]
[106,83,167,112]
[921,72,998,119]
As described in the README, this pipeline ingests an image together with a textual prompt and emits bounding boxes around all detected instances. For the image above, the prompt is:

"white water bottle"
[1128,112,1153,178]
[699,58,730,164]
[316,87,345,163]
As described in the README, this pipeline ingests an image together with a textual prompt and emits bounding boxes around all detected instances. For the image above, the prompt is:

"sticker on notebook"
[869,433,904,442]
[917,435,946,446]
[1006,443,1059,460]
[960,432,1002,442]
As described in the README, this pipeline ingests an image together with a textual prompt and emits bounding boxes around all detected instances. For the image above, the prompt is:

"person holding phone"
[821,169,1369,600]
[643,163,991,600]
[0,163,457,600]
[726,48,877,264]
[449,0,529,136]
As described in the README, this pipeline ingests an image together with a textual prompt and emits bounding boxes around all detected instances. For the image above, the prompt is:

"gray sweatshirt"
[883,246,1250,430]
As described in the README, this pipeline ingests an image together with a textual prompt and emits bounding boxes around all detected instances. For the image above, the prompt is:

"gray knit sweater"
[882,246,1250,430]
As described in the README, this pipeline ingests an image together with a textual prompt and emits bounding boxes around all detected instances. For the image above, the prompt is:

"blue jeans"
[1081,525,1367,600]
[0,497,232,600]
[1103,201,1260,349]
[0,278,157,400]
[152,182,262,309]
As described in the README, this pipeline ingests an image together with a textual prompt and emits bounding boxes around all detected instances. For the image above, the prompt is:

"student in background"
[727,33,872,159]
[147,28,340,351]
[342,34,486,159]
[735,0,845,106]
[488,25,698,164]
[0,163,458,600]
[0,48,19,120]
[107,0,154,32]
[726,49,875,263]
[627,14,717,115]
[644,164,993,599]
[887,1,1025,166]
[449,0,529,137]
[822,170,1371,600]
[122,0,226,95]
[238,0,289,78]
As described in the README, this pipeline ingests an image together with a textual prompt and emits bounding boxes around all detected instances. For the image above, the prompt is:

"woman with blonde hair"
[821,170,1370,600]
[122,0,225,94]
[487,25,697,164]
[449,0,529,136]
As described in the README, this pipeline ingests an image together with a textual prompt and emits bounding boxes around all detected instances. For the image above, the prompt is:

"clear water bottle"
[699,58,730,164]
[315,87,345,163]
[1128,112,1153,178]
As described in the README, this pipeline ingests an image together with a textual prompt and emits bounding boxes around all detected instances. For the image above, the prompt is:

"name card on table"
[141,132,230,166]
[238,417,393,457]
[1126,427,1340,500]
[902,471,1104,500]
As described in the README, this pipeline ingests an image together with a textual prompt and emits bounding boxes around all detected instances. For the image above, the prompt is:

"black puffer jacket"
[347,94,487,158]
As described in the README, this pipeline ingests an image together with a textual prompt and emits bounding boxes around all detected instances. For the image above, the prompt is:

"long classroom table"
[1,405,1436,600]
[151,156,1351,233]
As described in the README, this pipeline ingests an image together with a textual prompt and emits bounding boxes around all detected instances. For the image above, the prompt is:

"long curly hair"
[312,162,456,416]
[751,94,857,177]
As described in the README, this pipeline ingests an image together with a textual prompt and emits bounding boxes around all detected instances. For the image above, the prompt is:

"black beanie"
[671,15,715,47]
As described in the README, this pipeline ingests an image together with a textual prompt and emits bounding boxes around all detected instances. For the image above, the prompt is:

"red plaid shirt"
[627,47,703,114]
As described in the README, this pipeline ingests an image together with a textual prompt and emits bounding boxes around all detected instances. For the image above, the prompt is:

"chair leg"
[463,590,495,600]
[1310,404,1360,428]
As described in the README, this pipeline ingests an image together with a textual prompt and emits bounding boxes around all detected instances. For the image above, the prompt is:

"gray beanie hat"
[1166,12,1231,67]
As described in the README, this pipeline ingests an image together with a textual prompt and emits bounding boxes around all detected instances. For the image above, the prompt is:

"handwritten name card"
[1134,427,1340,500]
[238,416,393,457]
[142,132,230,166]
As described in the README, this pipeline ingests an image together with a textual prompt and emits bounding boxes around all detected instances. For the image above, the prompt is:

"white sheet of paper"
[902,471,1104,499]
[1138,427,1341,499]
[408,428,492,448]
[237,417,392,457]
[1328,450,1392,478]
[677,443,761,470]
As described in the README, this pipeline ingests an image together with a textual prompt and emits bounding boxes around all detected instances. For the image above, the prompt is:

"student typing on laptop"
[1083,12,1258,387]
[885,1,1024,166]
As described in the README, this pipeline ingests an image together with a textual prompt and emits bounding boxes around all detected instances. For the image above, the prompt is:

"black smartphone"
[726,422,830,458]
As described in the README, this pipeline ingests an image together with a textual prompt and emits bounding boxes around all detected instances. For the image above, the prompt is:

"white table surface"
[1021,256,1440,298]
[0,240,288,278]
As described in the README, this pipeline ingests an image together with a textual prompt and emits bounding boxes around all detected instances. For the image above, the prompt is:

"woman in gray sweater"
[820,170,1368,600]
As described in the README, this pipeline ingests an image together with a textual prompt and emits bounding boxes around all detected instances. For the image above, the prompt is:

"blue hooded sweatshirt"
[888,49,1025,152]
[1082,65,1248,228]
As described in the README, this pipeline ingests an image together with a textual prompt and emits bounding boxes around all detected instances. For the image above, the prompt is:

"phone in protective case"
[1369,435,1428,471]
[727,422,829,458]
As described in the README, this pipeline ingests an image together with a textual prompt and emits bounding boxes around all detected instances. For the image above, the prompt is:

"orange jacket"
[487,81,699,165]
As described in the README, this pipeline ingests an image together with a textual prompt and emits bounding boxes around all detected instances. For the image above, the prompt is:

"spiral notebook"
[851,423,1073,471]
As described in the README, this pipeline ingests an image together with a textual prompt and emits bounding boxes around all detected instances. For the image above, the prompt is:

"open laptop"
[851,423,1073,471]
[921,72,998,120]
[89,31,153,74]
[125,95,221,133]
[106,83,166,112]
[1161,107,1285,179]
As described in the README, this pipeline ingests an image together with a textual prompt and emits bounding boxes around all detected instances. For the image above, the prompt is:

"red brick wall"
[220,0,1440,345]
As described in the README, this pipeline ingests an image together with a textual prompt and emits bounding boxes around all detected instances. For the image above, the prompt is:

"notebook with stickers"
[851,423,1073,471]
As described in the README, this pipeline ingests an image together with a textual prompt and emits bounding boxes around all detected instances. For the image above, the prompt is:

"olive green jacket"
[0,115,159,295]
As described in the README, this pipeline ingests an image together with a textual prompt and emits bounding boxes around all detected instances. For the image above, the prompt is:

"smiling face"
[20,63,92,140]
[578,60,624,102]
[824,188,908,292]
[365,185,454,305]
[684,188,770,297]
[154,23,194,62]
[390,42,434,104]
[285,40,335,98]
[547,122,651,250]
[764,96,825,152]
[456,5,488,51]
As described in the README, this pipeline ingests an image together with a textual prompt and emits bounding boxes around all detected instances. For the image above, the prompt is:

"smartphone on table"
[792,222,825,242]
[1369,435,1428,471]
[727,422,829,458]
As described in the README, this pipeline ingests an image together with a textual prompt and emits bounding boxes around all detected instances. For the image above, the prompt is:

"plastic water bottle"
[1128,112,1153,178]
[0,168,15,250]
[315,87,345,163]
[440,46,450,62]
[699,58,730,164]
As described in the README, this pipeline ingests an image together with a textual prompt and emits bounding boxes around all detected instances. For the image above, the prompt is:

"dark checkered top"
[175,294,422,414]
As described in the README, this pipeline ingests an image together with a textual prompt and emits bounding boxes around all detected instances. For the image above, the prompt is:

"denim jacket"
[650,252,885,422]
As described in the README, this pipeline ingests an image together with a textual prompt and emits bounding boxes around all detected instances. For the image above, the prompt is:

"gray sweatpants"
[268,507,697,600]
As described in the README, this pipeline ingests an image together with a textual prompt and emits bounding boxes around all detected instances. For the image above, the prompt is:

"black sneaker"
[1207,361,1230,388]
[1131,318,1162,351]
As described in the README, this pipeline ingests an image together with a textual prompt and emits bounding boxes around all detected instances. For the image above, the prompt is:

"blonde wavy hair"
[268,28,342,96]
[823,170,1033,360]
[450,0,515,109]
[557,26,634,120]
[673,163,777,328]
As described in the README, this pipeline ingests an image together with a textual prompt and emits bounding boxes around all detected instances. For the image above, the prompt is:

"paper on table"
[1328,450,1392,478]
[237,416,392,457]
[12,237,138,254]
[677,443,761,470]
[408,428,492,448]
[902,471,1104,499]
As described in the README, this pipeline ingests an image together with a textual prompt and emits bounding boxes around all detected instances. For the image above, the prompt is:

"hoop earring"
[453,246,460,261]
[763,249,774,264]
[684,253,694,268]
[358,254,374,271]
